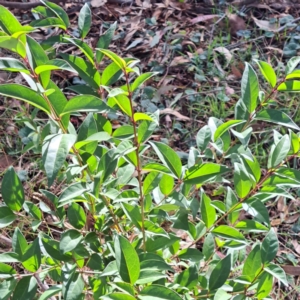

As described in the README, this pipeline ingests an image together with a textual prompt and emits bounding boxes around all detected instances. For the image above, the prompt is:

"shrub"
[0,2,299,299]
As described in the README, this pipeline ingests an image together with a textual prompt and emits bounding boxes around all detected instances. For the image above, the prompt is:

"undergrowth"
[0,2,300,300]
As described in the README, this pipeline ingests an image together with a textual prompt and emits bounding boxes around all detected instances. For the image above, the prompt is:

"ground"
[0,0,300,298]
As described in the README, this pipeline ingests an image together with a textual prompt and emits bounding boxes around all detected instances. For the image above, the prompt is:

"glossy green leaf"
[0,262,16,278]
[290,129,300,153]
[214,289,231,300]
[149,141,182,178]
[255,60,277,87]
[231,127,252,146]
[0,206,16,228]
[110,94,132,117]
[241,154,261,183]
[131,72,156,91]
[30,17,66,30]
[41,0,70,28]
[67,203,86,229]
[0,5,23,34]
[196,125,211,152]
[201,193,216,228]
[0,279,17,300]
[256,272,273,300]
[64,37,94,64]
[0,84,50,113]
[268,134,290,168]
[243,200,270,226]
[47,80,69,129]
[178,248,203,263]
[122,203,142,230]
[234,163,252,198]
[143,172,161,195]
[242,244,262,281]
[96,22,117,63]
[97,48,126,70]
[235,220,268,232]
[159,174,174,195]
[184,163,228,185]
[285,69,300,80]
[225,187,239,224]
[35,59,75,74]
[27,36,50,88]
[261,228,278,264]
[241,62,259,113]
[277,80,300,91]
[42,134,77,186]
[209,254,231,291]
[143,163,174,176]
[58,182,89,206]
[22,202,41,220]
[66,84,98,96]
[262,167,300,187]
[175,265,198,290]
[138,120,157,144]
[60,53,100,89]
[102,293,136,300]
[285,56,300,75]
[212,225,246,243]
[60,229,83,253]
[61,95,112,116]
[63,272,84,300]
[134,112,154,122]
[22,238,41,272]
[11,276,37,300]
[139,285,182,300]
[255,109,300,130]
[0,58,29,73]
[264,263,288,286]
[114,235,140,284]
[102,61,123,85]
[39,285,62,300]
[12,228,27,259]
[1,166,24,211]
[0,36,26,57]
[78,3,91,38]
[214,120,246,141]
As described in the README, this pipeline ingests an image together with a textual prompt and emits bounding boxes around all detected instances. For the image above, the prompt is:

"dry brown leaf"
[292,240,300,255]
[282,265,300,276]
[252,16,279,32]
[213,46,232,68]
[190,14,219,25]
[0,155,14,171]
[225,84,235,96]
[160,108,191,121]
[91,0,107,7]
[285,213,300,224]
[170,56,190,67]
[226,13,246,36]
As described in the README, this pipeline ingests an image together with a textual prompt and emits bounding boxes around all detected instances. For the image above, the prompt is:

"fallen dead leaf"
[252,16,279,32]
[281,265,300,276]
[91,0,107,8]
[227,13,246,36]
[225,84,235,96]
[190,14,219,25]
[292,240,300,255]
[213,47,232,68]
[0,155,15,171]
[160,108,191,121]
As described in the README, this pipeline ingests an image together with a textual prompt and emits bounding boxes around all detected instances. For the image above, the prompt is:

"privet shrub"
[0,2,299,299]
